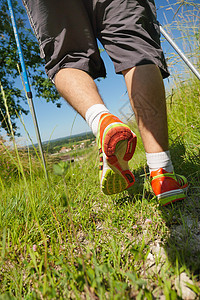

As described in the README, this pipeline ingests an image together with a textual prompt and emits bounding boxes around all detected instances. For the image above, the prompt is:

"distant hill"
[32,131,95,154]
[42,131,93,145]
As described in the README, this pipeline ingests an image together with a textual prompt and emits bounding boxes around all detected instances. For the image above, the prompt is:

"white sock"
[85,104,109,136]
[146,150,174,173]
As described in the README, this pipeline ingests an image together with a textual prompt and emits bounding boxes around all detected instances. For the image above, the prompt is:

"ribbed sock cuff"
[85,104,109,136]
[146,150,174,173]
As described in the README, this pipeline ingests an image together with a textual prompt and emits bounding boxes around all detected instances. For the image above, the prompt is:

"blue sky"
[9,0,198,145]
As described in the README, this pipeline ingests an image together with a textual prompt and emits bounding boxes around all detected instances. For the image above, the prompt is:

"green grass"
[0,76,200,298]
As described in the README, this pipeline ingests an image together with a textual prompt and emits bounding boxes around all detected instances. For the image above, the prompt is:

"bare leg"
[123,64,169,153]
[54,68,104,118]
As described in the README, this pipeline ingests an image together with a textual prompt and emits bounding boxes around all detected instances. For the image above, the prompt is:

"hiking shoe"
[150,168,188,206]
[97,113,137,195]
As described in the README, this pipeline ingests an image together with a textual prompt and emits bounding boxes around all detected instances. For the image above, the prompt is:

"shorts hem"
[48,61,107,83]
[115,59,170,79]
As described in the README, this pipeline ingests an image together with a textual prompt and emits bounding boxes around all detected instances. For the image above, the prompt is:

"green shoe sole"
[101,169,128,195]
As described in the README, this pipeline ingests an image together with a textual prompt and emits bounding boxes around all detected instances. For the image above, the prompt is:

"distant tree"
[0,0,60,136]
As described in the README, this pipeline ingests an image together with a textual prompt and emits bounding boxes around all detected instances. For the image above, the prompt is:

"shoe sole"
[101,127,137,195]
[158,190,186,206]
[158,186,188,206]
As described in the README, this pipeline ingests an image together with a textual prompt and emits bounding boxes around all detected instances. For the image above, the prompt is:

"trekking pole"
[159,24,200,81]
[7,0,48,180]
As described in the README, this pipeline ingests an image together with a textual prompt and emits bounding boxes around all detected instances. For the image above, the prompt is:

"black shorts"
[23,0,169,81]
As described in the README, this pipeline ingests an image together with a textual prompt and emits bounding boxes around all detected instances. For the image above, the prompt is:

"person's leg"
[123,64,188,205]
[123,64,168,153]
[55,68,137,195]
[55,68,104,118]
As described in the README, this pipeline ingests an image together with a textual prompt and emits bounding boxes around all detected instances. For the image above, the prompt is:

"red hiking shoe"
[150,168,188,206]
[97,113,137,195]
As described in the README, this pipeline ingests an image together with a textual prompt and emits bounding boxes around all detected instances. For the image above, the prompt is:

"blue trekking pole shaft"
[7,0,31,95]
[159,24,200,81]
[7,0,48,180]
